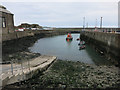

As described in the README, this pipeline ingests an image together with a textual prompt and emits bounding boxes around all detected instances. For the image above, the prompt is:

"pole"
[11,60,13,75]
[21,60,24,80]
[21,61,24,74]
[100,17,103,28]
[95,19,97,27]
[95,19,97,30]
[28,60,30,71]
[83,17,85,30]
[86,23,88,28]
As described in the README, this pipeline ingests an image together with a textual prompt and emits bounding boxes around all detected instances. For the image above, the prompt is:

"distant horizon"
[15,23,118,28]
[15,22,118,28]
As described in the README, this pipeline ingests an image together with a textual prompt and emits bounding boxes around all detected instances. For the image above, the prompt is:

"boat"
[78,41,85,45]
[79,45,85,50]
[76,38,80,41]
[66,33,73,40]
[78,41,86,50]
[66,37,73,40]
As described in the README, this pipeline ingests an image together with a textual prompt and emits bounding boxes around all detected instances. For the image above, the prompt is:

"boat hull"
[79,45,85,50]
[66,37,73,40]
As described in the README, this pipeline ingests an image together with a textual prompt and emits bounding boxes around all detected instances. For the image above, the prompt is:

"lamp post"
[100,17,103,28]
[83,17,85,30]
[95,19,97,30]
[86,23,88,28]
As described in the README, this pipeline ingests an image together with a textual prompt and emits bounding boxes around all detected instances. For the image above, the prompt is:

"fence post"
[11,60,13,75]
[20,60,25,80]
[28,60,30,71]
[21,60,24,74]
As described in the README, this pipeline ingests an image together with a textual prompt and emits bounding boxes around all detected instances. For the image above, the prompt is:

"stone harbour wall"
[80,31,120,65]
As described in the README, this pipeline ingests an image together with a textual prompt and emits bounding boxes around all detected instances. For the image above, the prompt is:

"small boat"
[79,45,85,50]
[76,38,80,41]
[78,40,86,50]
[66,37,73,40]
[78,41,85,45]
[66,33,73,40]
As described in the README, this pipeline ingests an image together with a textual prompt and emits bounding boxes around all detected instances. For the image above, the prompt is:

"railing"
[1,59,32,77]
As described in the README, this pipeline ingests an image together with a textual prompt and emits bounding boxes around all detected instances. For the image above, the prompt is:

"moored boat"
[66,37,73,40]
[79,45,85,50]
[78,40,86,50]
[76,38,80,41]
[78,41,85,45]
[66,33,73,40]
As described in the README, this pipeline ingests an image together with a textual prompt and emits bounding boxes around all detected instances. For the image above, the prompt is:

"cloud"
[2,2,118,27]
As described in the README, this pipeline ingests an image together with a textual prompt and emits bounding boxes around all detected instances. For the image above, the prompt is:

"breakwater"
[80,31,120,65]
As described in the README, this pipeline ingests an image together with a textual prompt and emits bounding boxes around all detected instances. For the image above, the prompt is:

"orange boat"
[66,33,73,40]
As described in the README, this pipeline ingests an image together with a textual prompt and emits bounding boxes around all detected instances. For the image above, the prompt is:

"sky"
[1,1,119,28]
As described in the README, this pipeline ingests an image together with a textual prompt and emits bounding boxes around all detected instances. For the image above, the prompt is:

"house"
[0,5,14,34]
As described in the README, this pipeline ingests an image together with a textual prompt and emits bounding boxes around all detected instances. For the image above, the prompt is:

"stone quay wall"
[80,31,120,64]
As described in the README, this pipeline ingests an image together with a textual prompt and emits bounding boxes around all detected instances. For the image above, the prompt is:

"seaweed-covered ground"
[3,60,120,89]
[2,51,40,64]
[2,36,40,63]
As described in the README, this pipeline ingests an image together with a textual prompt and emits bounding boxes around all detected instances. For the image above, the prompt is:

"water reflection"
[66,39,72,46]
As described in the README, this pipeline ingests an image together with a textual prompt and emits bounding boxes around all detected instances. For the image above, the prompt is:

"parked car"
[15,28,24,31]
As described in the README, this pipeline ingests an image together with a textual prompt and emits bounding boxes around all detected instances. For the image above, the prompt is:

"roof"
[0,5,13,14]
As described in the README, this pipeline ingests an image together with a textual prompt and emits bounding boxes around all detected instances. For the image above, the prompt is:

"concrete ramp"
[0,55,57,88]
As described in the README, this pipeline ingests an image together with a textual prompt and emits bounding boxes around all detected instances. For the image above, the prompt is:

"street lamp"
[100,17,103,28]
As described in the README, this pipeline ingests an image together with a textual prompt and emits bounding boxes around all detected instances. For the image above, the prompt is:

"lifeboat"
[66,33,73,40]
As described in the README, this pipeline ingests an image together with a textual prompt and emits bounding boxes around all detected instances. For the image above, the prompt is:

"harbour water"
[29,34,112,65]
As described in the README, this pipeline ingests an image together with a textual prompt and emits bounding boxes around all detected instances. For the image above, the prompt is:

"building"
[118,1,120,28]
[0,5,14,34]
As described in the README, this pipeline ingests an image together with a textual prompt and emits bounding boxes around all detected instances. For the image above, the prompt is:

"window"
[2,17,6,28]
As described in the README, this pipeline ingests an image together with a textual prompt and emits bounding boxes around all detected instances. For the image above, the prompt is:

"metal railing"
[1,59,31,76]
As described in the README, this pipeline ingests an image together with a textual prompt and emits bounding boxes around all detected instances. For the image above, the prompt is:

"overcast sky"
[2,2,119,27]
